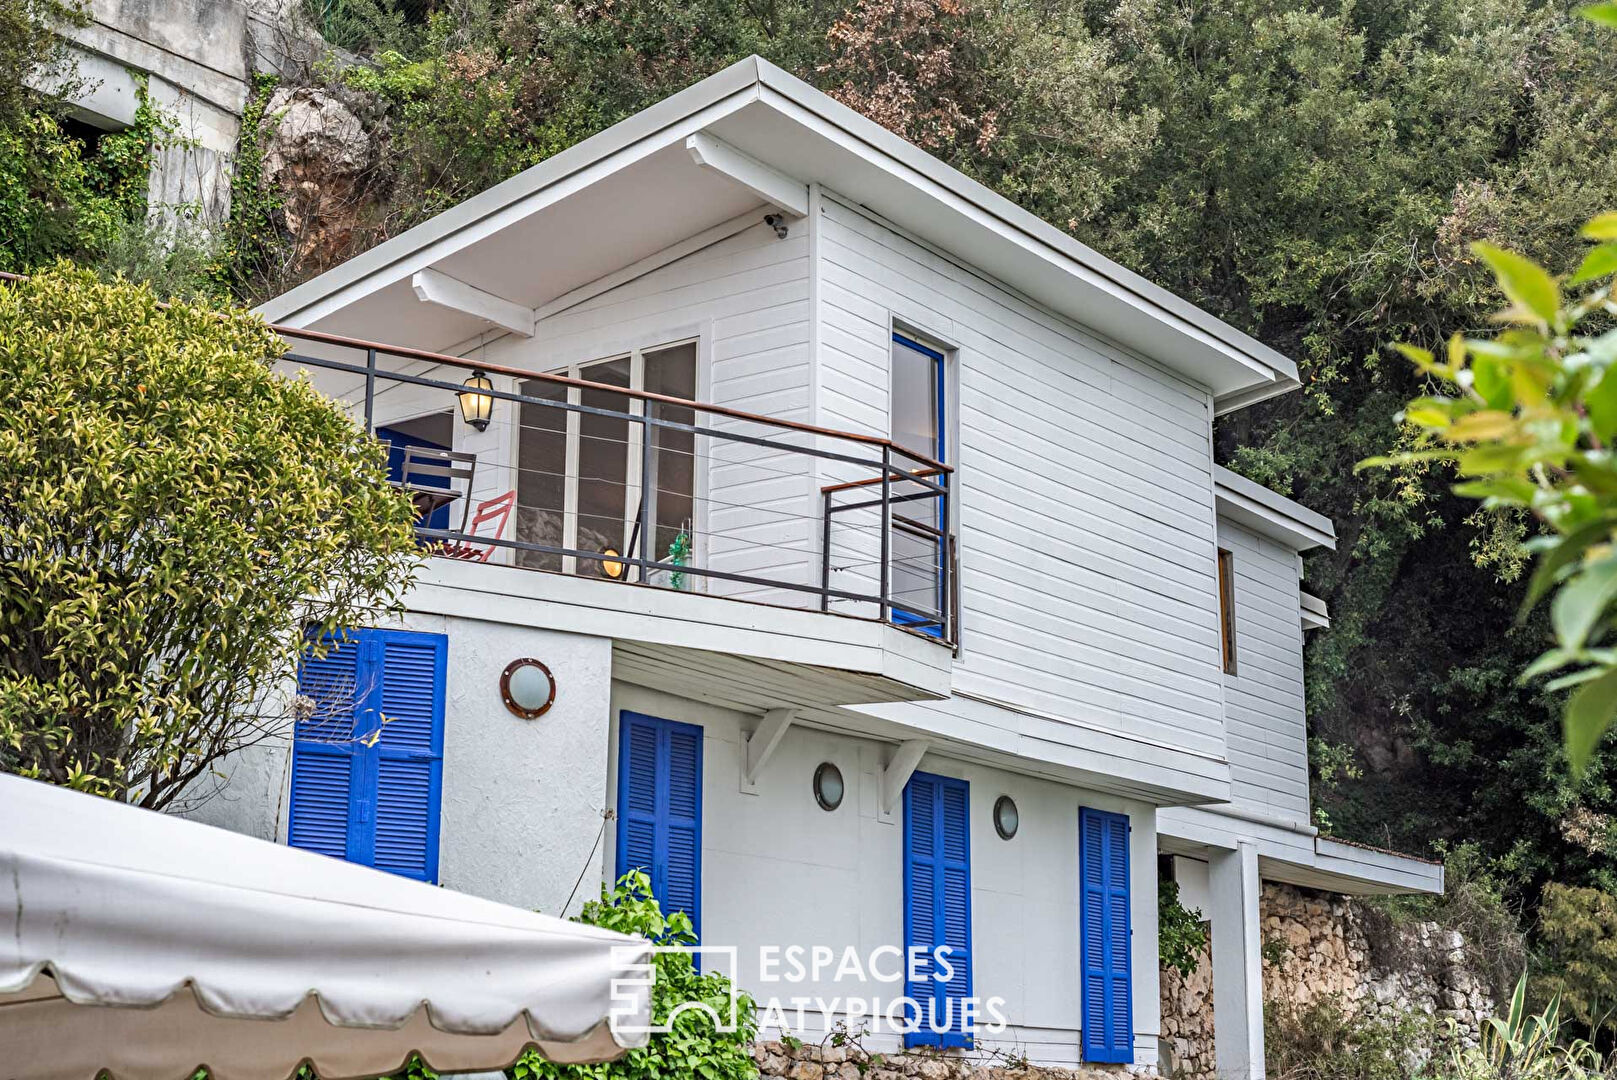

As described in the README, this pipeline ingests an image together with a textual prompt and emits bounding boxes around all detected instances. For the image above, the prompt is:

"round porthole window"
[501,658,556,719]
[993,795,1019,840]
[814,762,845,812]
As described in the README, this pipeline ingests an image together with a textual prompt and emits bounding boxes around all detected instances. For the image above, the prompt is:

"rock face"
[1157,882,1497,1080]
[260,86,376,267]
[753,1040,1126,1080]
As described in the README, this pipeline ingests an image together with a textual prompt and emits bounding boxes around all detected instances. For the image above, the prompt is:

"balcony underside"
[410,557,954,708]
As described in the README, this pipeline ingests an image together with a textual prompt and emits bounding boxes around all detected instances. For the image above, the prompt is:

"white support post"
[740,708,795,794]
[878,739,930,822]
[411,267,536,338]
[1209,840,1265,1080]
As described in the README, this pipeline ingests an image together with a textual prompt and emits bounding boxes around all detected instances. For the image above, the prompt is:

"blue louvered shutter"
[1080,807,1133,1064]
[904,771,972,1049]
[616,712,703,938]
[289,634,363,860]
[370,631,446,882]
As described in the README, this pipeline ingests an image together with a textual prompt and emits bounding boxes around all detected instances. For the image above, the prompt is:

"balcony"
[277,327,959,699]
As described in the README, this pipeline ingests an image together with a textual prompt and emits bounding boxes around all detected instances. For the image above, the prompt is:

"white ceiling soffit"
[1214,465,1336,552]
[257,57,1299,404]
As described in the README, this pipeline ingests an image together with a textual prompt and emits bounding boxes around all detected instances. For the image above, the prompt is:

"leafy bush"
[1264,996,1432,1080]
[0,267,419,806]
[1535,884,1617,1041]
[510,870,757,1080]
[1159,878,1209,977]
[1442,976,1610,1080]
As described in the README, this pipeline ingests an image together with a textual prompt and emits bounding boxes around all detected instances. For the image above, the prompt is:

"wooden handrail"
[0,270,953,476]
[821,466,946,495]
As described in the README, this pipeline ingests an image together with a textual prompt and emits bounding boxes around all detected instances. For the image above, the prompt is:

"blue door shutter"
[1080,807,1133,1064]
[371,631,446,882]
[616,712,703,937]
[904,771,972,1049]
[289,629,446,884]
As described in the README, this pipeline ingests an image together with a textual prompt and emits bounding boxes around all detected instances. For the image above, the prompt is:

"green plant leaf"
[1571,243,1617,285]
[1581,4,1617,29]
[1583,212,1617,240]
[1552,557,1617,650]
[1472,242,1562,324]
[1564,665,1617,774]
[1521,517,1617,616]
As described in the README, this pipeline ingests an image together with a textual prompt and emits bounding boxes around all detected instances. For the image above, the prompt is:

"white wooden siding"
[1217,518,1311,823]
[815,194,1229,760]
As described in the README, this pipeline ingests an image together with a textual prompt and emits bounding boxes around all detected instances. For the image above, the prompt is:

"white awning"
[0,775,652,1080]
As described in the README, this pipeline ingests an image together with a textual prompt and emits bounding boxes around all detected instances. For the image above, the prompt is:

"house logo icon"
[610,944,742,1035]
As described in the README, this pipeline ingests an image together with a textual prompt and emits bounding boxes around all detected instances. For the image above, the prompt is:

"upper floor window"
[1217,548,1237,675]
[515,342,696,581]
[890,333,948,635]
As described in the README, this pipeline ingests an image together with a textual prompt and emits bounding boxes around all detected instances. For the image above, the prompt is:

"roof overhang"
[258,57,1298,409]
[1214,465,1336,552]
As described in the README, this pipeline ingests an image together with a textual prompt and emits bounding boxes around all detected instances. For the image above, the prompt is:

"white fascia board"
[748,60,1299,390]
[255,60,769,326]
[1214,465,1336,551]
[411,268,535,337]
[1300,591,1330,630]
[685,132,808,216]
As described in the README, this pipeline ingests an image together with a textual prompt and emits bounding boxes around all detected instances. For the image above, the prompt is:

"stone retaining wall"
[751,1040,1126,1080]
[1158,882,1496,1080]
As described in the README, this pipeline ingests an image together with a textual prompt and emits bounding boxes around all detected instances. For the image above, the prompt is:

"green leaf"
[1564,665,1617,775]
[1583,212,1617,240]
[1472,241,1562,324]
[1570,243,1617,285]
[1523,517,1617,616]
[1582,4,1617,27]
[1586,364,1617,442]
[1552,557,1617,650]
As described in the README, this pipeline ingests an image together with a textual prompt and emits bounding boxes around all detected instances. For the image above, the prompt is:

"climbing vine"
[217,73,283,296]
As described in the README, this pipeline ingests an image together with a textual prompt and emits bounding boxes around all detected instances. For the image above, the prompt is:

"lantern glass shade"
[814,762,845,811]
[993,795,1019,840]
[601,548,625,579]
[459,370,494,431]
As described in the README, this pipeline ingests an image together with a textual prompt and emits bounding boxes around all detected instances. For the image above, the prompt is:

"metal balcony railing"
[274,325,958,646]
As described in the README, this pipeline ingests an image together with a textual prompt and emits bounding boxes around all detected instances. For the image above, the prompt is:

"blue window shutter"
[1080,807,1133,1064]
[904,771,972,1049]
[370,631,446,883]
[289,634,363,860]
[616,712,703,938]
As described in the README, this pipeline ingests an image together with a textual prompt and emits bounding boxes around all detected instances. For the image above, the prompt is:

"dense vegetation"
[9,0,1617,1017]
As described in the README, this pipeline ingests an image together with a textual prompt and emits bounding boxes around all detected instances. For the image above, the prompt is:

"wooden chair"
[438,491,517,562]
[400,445,478,532]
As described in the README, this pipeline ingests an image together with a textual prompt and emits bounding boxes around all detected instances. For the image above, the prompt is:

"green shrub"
[1534,884,1617,1042]
[1264,996,1432,1080]
[511,870,757,1080]
[0,266,418,806]
[1159,878,1208,977]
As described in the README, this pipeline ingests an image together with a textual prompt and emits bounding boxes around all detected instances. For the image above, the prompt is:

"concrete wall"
[186,611,613,916]
[608,682,1162,1069]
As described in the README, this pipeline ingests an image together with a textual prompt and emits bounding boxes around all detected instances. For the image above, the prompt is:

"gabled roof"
[259,56,1299,411]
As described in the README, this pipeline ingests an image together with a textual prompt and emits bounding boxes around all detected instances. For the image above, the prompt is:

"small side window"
[1217,549,1237,675]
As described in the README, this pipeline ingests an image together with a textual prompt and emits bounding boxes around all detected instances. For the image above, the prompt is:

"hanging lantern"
[458,370,494,432]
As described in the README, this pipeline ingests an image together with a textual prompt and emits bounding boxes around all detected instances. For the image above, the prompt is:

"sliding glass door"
[516,342,697,583]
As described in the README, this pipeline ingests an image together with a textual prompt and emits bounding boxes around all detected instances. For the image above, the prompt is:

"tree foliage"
[0,267,419,807]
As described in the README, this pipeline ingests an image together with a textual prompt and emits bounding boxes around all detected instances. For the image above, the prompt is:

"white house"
[197,56,1440,1080]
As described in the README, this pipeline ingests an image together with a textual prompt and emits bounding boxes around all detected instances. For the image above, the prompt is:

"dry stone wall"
[752,1040,1126,1080]
[1158,882,1496,1080]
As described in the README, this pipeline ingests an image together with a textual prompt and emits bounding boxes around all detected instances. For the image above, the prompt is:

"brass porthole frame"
[500,658,556,719]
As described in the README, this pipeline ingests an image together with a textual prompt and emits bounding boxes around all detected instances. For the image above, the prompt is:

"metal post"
[938,477,951,642]
[879,445,891,624]
[637,405,655,583]
[820,490,833,613]
[363,348,377,435]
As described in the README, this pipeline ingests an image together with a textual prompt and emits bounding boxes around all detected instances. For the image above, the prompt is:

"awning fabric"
[0,775,653,1080]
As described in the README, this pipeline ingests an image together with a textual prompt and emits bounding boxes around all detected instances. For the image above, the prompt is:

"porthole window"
[500,658,556,719]
[814,762,845,812]
[993,795,1019,840]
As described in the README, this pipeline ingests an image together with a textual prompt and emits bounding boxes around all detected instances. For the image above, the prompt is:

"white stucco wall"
[186,610,613,916]
[608,682,1161,1068]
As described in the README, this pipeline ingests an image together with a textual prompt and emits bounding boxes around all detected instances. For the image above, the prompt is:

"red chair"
[438,490,516,562]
